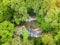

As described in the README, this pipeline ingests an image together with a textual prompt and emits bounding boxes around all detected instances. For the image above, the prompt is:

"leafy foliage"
[0,0,59,45]
[11,36,22,45]
[54,31,60,45]
[36,0,59,32]
[11,0,29,25]
[0,0,12,22]
[0,21,16,45]
[42,33,56,45]
[22,29,29,45]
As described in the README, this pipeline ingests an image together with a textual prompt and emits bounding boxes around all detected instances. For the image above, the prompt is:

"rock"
[15,16,43,38]
[28,28,42,38]
[25,16,42,38]
[16,26,27,36]
[25,17,36,22]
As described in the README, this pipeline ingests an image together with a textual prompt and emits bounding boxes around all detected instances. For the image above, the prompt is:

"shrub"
[0,21,16,45]
[11,0,29,25]
[36,0,59,32]
[0,0,12,22]
[42,33,56,45]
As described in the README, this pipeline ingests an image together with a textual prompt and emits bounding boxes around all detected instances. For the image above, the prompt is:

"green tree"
[0,21,16,45]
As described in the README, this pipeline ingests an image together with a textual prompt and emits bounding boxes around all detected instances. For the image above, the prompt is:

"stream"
[16,16,42,38]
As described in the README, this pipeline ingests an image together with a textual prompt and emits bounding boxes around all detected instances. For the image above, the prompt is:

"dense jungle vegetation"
[0,0,59,45]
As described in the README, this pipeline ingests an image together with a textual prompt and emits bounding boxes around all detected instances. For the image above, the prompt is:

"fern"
[22,29,29,45]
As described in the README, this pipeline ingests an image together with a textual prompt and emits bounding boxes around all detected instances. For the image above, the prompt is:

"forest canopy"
[0,0,59,45]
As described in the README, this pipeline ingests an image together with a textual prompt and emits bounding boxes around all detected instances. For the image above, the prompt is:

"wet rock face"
[25,17,42,38]
[25,17,39,29]
[28,28,42,38]
[16,26,42,38]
